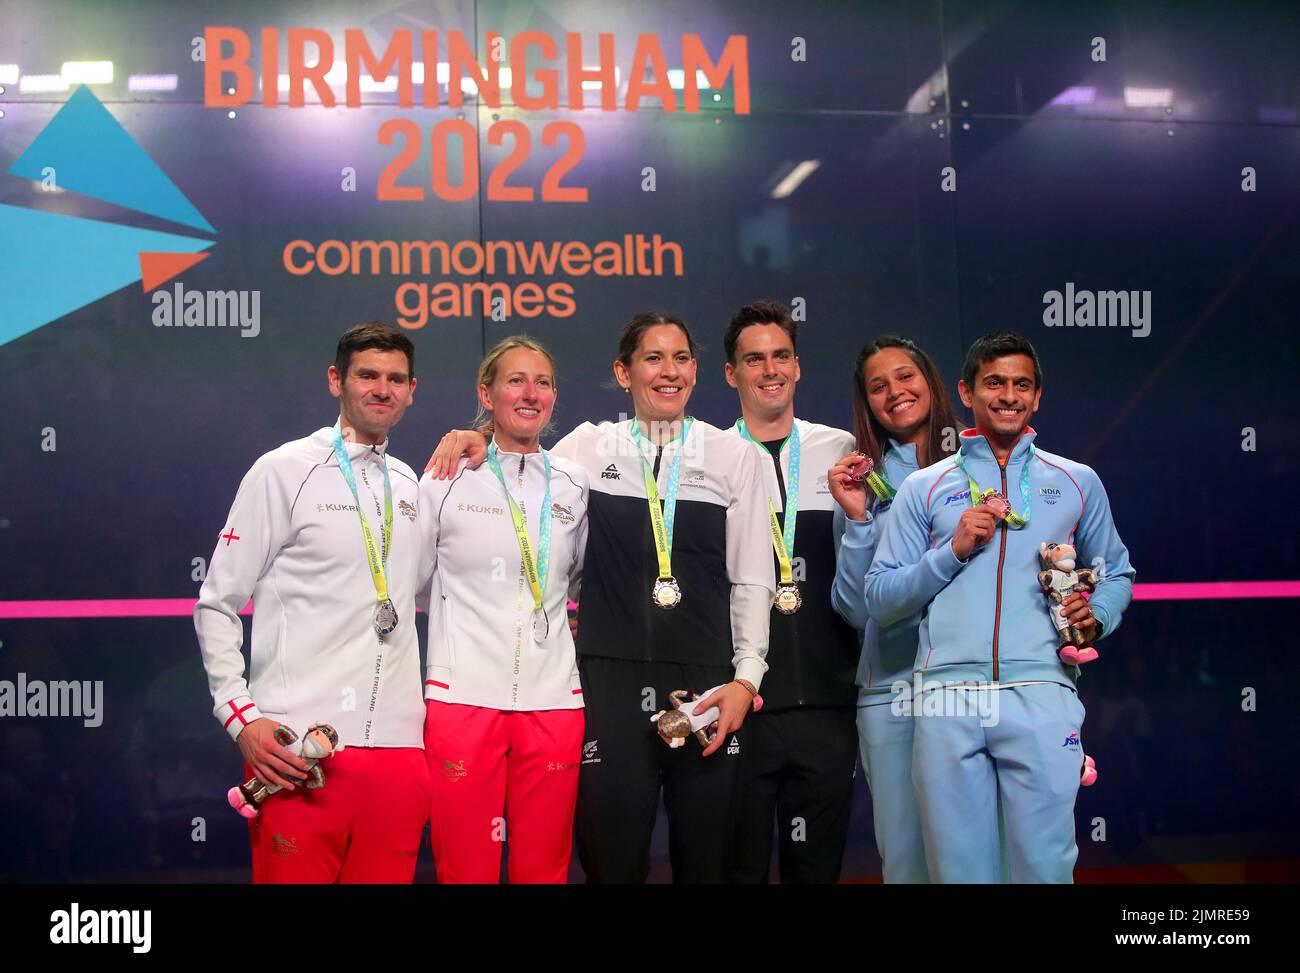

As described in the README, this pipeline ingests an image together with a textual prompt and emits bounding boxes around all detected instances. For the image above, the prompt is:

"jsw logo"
[1062,732,1080,748]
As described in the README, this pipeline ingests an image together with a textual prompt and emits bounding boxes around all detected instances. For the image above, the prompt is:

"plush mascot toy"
[227,723,339,819]
[651,688,763,749]
[1037,541,1099,665]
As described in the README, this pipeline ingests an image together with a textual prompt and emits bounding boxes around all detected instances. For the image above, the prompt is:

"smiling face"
[613,323,697,423]
[328,347,416,444]
[958,353,1042,444]
[478,347,556,450]
[724,323,800,423]
[863,346,932,441]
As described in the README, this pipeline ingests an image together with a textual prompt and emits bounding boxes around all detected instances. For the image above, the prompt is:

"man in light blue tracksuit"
[831,440,929,884]
[865,331,1134,883]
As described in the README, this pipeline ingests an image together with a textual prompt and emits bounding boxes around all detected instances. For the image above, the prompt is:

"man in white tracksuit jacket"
[195,322,431,883]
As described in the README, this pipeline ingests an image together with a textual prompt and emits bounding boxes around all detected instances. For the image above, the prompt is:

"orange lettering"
[565,33,617,110]
[282,240,315,275]
[288,28,335,107]
[682,34,748,114]
[626,34,675,112]
[346,28,414,108]
[511,32,559,110]
[448,31,500,109]
[204,27,252,107]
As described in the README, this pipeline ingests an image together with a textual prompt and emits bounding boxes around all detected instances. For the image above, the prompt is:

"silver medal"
[532,609,550,642]
[373,599,399,636]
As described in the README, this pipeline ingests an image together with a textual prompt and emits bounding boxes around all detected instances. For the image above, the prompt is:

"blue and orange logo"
[1062,731,1080,748]
[0,86,215,347]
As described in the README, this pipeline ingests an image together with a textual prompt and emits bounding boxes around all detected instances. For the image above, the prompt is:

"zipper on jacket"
[992,458,1008,681]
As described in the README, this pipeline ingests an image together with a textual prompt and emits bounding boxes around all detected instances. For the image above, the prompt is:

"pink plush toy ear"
[1080,755,1098,787]
[228,787,259,819]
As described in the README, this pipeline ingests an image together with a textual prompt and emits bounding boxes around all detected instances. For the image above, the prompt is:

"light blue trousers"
[912,683,1085,884]
[857,700,930,884]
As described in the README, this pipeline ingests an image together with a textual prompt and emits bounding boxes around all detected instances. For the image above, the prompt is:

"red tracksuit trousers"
[424,699,583,883]
[248,746,431,883]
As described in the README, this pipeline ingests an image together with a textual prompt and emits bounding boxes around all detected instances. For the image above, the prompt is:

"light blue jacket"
[831,440,922,703]
[864,429,1135,688]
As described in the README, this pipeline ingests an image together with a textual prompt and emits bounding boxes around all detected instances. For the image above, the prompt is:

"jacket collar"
[317,424,389,460]
[886,437,919,471]
[958,426,1037,465]
[490,436,543,460]
[736,415,798,451]
[626,416,691,461]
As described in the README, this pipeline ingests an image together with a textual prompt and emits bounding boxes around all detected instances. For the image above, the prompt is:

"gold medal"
[774,583,802,615]
[652,576,682,610]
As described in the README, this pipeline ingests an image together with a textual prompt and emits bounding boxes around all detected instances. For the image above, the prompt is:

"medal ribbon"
[953,442,1036,529]
[864,466,896,502]
[486,443,553,613]
[632,417,693,580]
[331,421,393,605]
[735,419,799,587]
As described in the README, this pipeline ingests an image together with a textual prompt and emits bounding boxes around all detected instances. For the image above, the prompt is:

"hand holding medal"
[828,450,897,524]
[951,505,1000,561]
[827,451,869,522]
[979,488,1012,521]
[847,452,873,482]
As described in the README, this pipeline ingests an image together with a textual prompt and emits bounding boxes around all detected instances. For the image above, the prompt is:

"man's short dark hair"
[723,300,798,364]
[961,330,1042,388]
[335,322,415,379]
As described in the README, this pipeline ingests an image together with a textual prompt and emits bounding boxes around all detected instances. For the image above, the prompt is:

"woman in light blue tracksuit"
[828,336,964,884]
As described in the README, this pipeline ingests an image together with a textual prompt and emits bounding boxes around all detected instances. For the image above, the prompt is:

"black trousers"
[725,705,858,884]
[575,655,743,884]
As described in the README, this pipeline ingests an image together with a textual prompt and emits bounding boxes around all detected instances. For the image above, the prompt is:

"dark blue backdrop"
[1,0,1297,881]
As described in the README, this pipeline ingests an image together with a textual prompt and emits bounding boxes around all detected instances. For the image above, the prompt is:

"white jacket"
[194,426,425,749]
[419,443,589,711]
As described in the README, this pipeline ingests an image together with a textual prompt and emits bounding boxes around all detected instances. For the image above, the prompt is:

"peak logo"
[0,86,217,347]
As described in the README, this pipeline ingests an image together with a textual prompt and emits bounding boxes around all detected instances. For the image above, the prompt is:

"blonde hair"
[473,335,557,434]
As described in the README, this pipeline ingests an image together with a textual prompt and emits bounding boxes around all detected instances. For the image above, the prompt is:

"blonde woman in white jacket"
[418,336,589,884]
